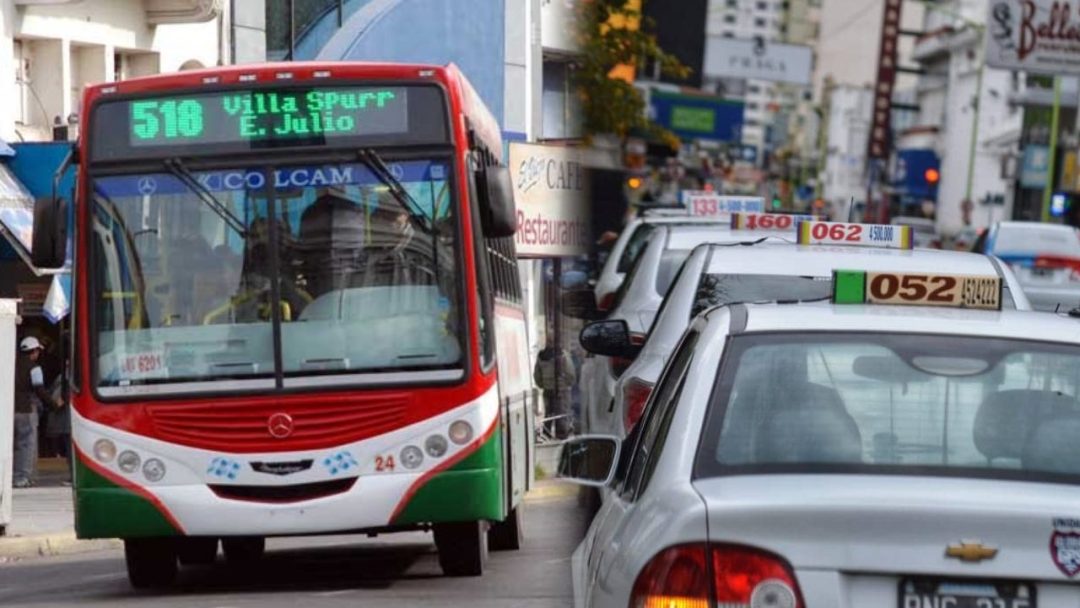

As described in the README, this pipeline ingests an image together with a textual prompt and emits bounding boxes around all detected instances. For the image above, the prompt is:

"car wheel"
[125,538,178,589]
[434,521,488,576]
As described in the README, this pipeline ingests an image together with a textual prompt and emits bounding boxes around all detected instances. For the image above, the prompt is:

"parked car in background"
[592,216,730,311]
[975,221,1080,311]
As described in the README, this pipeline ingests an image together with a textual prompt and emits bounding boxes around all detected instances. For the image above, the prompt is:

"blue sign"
[893,148,939,202]
[94,161,447,197]
[649,90,744,142]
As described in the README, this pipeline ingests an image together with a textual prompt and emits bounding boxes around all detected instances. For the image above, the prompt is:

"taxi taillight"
[598,291,616,312]
[630,544,803,608]
[622,377,655,433]
[630,545,710,608]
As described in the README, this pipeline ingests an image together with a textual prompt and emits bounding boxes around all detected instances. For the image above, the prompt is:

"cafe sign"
[509,142,591,258]
[986,0,1080,76]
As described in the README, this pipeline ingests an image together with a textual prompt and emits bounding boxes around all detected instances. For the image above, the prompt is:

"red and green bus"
[32,62,534,586]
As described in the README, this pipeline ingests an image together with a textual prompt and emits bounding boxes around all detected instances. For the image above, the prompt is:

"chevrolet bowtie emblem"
[945,541,998,562]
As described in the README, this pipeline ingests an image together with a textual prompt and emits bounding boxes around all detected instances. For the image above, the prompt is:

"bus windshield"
[91,158,462,396]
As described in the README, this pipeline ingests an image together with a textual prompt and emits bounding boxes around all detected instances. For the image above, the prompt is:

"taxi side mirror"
[580,319,641,359]
[556,435,620,487]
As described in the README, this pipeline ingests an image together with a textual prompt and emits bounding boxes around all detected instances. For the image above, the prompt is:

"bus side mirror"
[31,197,67,269]
[479,166,517,238]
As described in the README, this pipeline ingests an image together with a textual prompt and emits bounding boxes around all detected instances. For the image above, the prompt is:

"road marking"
[80,572,124,583]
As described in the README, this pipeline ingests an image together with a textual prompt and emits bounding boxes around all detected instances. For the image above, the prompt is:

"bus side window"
[469,153,496,369]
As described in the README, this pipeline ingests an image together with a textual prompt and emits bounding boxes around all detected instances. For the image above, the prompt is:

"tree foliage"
[575,0,689,143]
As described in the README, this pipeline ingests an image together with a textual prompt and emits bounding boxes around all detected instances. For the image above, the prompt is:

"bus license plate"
[898,579,1035,608]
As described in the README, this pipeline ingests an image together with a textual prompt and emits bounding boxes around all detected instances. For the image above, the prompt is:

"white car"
[976,221,1080,312]
[593,215,733,310]
[602,239,1032,438]
[561,270,1080,608]
[578,223,790,436]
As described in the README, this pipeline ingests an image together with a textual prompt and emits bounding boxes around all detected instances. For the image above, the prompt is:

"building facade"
[0,0,263,143]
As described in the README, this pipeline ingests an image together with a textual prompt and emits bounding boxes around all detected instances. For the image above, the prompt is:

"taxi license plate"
[898,579,1035,608]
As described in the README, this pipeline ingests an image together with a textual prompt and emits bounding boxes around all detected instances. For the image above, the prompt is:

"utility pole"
[1041,76,1062,222]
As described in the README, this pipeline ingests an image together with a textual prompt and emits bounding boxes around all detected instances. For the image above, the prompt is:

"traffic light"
[924,168,940,185]
[627,176,643,190]
[771,197,782,210]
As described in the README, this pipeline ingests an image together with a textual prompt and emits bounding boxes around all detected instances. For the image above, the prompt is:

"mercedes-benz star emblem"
[137,176,157,196]
[267,413,294,439]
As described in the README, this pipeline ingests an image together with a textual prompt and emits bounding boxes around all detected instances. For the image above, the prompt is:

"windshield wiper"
[357,148,434,235]
[163,158,246,236]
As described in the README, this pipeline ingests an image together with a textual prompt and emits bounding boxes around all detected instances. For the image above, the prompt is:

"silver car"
[561,300,1080,608]
[602,242,1032,438]
[976,221,1080,312]
[578,225,790,436]
[592,215,733,310]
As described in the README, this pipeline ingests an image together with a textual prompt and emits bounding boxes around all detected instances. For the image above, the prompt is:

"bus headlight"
[424,434,448,458]
[400,446,424,470]
[142,458,166,482]
[117,450,141,474]
[448,420,473,445]
[93,439,117,463]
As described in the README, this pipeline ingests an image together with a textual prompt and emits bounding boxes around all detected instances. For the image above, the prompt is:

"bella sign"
[986,0,1080,75]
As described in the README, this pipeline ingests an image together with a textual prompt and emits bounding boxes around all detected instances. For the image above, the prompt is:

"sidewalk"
[0,458,119,561]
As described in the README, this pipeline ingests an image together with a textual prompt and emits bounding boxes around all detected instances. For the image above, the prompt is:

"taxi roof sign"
[833,270,1003,311]
[797,220,913,250]
[683,192,765,217]
[730,212,814,232]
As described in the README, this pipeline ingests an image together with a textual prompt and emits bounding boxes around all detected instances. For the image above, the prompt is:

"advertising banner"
[509,142,591,258]
[648,89,744,142]
[986,0,1080,76]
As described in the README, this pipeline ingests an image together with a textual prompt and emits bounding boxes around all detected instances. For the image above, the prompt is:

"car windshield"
[691,274,833,316]
[697,333,1080,483]
[91,159,461,396]
[994,226,1080,258]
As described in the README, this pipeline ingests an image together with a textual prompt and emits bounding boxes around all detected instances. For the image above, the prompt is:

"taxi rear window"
[695,332,1080,484]
[691,274,833,317]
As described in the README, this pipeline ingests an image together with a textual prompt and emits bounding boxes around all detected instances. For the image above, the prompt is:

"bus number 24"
[374,455,396,472]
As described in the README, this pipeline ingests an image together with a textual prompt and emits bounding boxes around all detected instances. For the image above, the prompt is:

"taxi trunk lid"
[695,474,1080,584]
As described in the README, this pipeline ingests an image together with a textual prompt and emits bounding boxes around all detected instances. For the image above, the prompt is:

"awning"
[0,161,68,278]
[0,162,36,261]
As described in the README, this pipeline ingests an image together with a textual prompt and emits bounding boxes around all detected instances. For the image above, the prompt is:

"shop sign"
[703,37,813,85]
[649,89,744,142]
[868,0,902,159]
[1021,145,1050,189]
[986,0,1080,76]
[509,142,591,258]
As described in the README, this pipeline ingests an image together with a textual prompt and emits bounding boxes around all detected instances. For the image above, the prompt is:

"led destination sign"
[128,87,409,147]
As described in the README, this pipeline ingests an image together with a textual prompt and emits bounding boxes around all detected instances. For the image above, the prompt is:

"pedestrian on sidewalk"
[45,375,72,483]
[13,336,60,488]
[534,340,576,438]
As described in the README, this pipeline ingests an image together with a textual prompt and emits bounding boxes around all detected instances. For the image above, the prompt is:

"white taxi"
[560,269,1080,608]
[585,217,1031,438]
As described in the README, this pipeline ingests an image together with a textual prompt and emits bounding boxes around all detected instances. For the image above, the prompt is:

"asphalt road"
[0,490,590,608]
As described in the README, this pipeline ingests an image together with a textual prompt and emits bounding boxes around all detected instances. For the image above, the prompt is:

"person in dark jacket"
[13,337,59,488]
